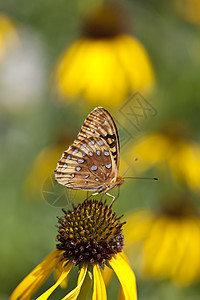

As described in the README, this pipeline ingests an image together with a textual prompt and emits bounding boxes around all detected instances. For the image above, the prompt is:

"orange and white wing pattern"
[54,107,120,193]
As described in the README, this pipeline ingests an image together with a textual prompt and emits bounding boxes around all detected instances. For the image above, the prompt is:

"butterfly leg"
[115,186,120,201]
[106,193,115,208]
[107,186,120,208]
[84,192,94,201]
[84,192,99,201]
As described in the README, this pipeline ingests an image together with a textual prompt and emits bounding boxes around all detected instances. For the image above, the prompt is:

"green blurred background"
[1,0,200,299]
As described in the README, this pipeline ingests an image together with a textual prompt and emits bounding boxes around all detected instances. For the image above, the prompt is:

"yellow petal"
[109,252,137,300]
[142,215,200,285]
[118,287,126,300]
[115,35,154,91]
[92,264,107,300]
[175,218,200,285]
[54,259,69,289]
[124,210,154,247]
[102,264,113,286]
[36,261,73,299]
[62,263,88,300]
[176,143,200,191]
[145,217,181,277]
[20,276,48,300]
[121,134,170,177]
[10,250,61,300]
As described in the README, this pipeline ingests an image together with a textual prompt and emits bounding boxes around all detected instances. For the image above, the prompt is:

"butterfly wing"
[75,107,120,170]
[55,107,120,192]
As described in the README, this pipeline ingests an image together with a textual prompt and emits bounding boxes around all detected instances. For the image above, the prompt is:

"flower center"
[82,3,129,39]
[56,199,125,266]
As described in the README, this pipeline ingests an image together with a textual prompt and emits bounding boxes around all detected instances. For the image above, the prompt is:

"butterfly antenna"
[123,176,158,181]
[121,158,138,177]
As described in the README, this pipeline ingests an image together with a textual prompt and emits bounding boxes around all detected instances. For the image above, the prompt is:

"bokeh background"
[1,0,200,299]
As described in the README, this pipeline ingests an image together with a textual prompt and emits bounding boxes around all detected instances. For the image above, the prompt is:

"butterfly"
[54,106,125,204]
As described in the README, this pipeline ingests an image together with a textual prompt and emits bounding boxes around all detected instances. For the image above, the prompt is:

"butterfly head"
[115,176,125,187]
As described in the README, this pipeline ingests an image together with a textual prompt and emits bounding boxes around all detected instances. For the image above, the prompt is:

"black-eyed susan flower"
[0,14,18,60]
[55,3,154,106]
[10,199,137,299]
[122,122,200,191]
[123,198,200,286]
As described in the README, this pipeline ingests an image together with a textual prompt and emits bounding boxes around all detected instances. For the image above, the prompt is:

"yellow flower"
[10,199,137,299]
[174,0,200,24]
[122,122,200,191]
[25,144,67,198]
[0,14,18,60]
[124,200,200,286]
[24,137,71,199]
[55,3,154,106]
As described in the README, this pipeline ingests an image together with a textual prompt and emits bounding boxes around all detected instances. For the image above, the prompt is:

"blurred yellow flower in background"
[122,122,200,191]
[55,3,154,106]
[124,198,200,286]
[174,0,200,24]
[24,137,71,199]
[0,14,18,60]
